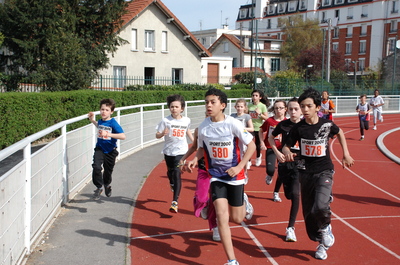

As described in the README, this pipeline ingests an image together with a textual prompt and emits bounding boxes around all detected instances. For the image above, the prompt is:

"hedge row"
[0,89,251,149]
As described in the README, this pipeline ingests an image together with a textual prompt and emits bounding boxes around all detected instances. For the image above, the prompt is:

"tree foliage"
[279,15,323,69]
[0,0,128,91]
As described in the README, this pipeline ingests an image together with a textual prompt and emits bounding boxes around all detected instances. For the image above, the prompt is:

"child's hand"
[276,152,286,163]
[99,130,109,139]
[260,142,267,150]
[88,112,94,120]
[342,155,354,168]
[226,166,241,177]
[163,128,169,136]
[187,158,198,173]
[284,152,296,162]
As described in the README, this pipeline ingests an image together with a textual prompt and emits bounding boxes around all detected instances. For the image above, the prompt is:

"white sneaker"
[224,260,239,265]
[273,192,282,202]
[255,154,262,166]
[212,227,221,241]
[200,206,208,220]
[373,126,377,130]
[265,175,273,185]
[286,227,297,242]
[315,244,328,260]
[246,161,251,170]
[319,224,335,248]
[243,193,254,220]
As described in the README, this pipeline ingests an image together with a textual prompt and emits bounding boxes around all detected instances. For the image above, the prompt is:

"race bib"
[169,124,187,138]
[98,125,112,140]
[301,139,326,157]
[207,140,233,160]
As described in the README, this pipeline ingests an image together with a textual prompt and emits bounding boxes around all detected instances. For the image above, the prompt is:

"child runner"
[179,114,220,242]
[156,94,194,213]
[88,98,126,200]
[268,97,302,242]
[259,99,287,202]
[319,91,335,120]
[282,88,354,260]
[187,88,255,265]
[231,99,254,169]
[356,94,371,141]
[369,89,384,130]
[248,89,270,167]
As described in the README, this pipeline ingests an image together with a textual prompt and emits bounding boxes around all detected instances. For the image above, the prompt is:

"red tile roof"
[121,0,211,57]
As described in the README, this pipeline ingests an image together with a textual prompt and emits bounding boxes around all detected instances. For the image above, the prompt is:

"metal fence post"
[24,142,32,254]
[62,125,68,204]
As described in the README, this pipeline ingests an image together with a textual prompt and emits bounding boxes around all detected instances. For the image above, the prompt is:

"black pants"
[279,162,300,228]
[265,148,282,193]
[359,116,369,136]
[300,169,334,242]
[92,147,119,189]
[164,154,183,202]
[252,131,262,158]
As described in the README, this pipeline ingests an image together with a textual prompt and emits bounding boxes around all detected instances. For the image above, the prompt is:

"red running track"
[129,114,400,265]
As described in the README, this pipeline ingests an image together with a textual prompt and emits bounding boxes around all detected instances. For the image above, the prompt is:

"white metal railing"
[0,95,399,265]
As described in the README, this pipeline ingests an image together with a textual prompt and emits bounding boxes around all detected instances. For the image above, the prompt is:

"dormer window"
[299,0,307,10]
[278,3,287,13]
[240,8,248,19]
[335,0,344,5]
[268,5,276,15]
[288,1,298,12]
[322,0,332,7]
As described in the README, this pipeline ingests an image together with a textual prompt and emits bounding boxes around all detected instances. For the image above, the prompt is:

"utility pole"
[254,19,258,90]
[240,22,243,67]
[250,0,255,71]
[326,18,332,83]
[392,36,399,90]
[352,60,358,88]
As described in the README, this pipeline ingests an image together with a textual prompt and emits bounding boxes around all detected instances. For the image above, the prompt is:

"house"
[208,33,284,76]
[192,25,252,49]
[236,0,400,77]
[97,0,212,87]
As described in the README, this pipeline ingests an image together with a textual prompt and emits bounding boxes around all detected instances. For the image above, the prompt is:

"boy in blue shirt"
[88,98,126,200]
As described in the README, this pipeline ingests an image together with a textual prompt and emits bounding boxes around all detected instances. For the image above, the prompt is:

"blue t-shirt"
[96,118,124,153]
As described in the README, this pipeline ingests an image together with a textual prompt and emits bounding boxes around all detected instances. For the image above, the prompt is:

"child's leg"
[92,148,105,188]
[266,148,276,177]
[102,149,119,187]
[194,168,210,217]
[252,131,261,158]
[300,171,319,241]
[359,117,365,136]
[288,171,300,228]
[165,155,183,202]
[373,109,378,125]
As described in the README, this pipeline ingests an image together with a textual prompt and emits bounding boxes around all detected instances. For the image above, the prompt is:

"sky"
[161,0,252,32]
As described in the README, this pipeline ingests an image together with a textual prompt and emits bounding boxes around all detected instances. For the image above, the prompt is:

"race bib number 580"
[207,141,233,160]
[300,139,326,157]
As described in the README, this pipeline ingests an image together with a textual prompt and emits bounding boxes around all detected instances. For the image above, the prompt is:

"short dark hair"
[287,97,298,106]
[298,87,321,107]
[100,98,116,111]
[167,94,185,109]
[205,88,227,112]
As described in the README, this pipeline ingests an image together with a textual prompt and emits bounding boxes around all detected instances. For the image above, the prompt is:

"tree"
[0,0,128,91]
[279,15,323,69]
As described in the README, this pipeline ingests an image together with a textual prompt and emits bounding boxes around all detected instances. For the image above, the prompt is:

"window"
[232,58,238,67]
[388,38,396,54]
[323,0,331,7]
[333,42,339,51]
[278,3,286,13]
[361,6,368,17]
[347,7,353,19]
[144,67,155,85]
[271,58,280,72]
[256,58,265,71]
[335,0,344,4]
[144,30,155,51]
[321,11,327,23]
[390,20,398,32]
[359,41,366,54]
[223,42,229,53]
[267,19,271,29]
[240,8,248,19]
[268,5,276,15]
[347,26,353,37]
[113,66,126,88]
[202,38,206,45]
[361,24,367,36]
[348,0,358,2]
[335,10,340,21]
[345,59,351,70]
[392,0,399,13]
[172,68,183,84]
[333,27,339,38]
[345,42,352,54]
[162,31,168,52]
[288,1,297,12]
[299,0,307,10]
[358,59,365,71]
[131,29,137,51]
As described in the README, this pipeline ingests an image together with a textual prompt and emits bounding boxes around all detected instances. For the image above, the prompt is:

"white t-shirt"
[156,115,191,156]
[369,96,384,112]
[198,115,253,185]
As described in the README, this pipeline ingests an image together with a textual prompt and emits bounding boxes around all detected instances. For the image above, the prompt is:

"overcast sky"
[162,0,252,31]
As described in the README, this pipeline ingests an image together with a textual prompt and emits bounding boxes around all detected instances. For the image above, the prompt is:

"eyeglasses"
[274,107,285,110]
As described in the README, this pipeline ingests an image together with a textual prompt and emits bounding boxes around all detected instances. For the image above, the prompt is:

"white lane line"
[241,221,279,265]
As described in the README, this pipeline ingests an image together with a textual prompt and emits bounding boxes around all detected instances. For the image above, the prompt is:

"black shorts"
[211,181,244,207]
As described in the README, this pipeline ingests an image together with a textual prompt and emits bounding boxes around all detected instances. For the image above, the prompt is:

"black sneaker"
[93,188,103,200]
[105,185,112,197]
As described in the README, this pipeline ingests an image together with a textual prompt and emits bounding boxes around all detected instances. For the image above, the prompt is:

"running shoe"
[285,227,297,242]
[373,126,377,130]
[379,116,383,122]
[105,185,112,197]
[255,154,262,166]
[200,206,208,220]
[246,161,251,170]
[224,260,239,265]
[319,224,335,248]
[315,244,328,260]
[265,175,273,185]
[273,192,282,202]
[212,227,221,241]
[93,188,103,200]
[243,193,253,220]
[169,201,178,213]
[359,137,364,141]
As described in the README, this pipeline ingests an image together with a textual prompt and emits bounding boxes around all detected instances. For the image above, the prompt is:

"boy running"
[187,88,255,265]
[282,88,354,260]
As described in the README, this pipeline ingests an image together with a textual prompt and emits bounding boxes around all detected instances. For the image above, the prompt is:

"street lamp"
[306,64,313,84]
[352,60,358,88]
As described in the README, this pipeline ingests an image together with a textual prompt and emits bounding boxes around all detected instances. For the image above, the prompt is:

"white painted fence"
[0,96,399,265]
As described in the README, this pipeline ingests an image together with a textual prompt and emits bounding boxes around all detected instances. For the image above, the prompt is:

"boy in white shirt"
[369,89,384,130]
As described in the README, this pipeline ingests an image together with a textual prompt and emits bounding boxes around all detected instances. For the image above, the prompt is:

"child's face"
[360,96,366,104]
[251,92,261,103]
[235,102,246,114]
[100,104,113,120]
[287,101,301,120]
[273,102,286,116]
[205,95,225,118]
[322,91,329,100]
[374,90,379,97]
[169,101,183,118]
[300,98,320,120]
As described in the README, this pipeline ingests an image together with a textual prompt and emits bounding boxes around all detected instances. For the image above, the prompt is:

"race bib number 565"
[300,139,326,157]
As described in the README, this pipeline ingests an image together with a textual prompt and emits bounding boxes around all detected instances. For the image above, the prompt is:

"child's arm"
[259,128,267,150]
[336,129,355,168]
[246,118,254,133]
[268,134,285,163]
[179,129,198,171]
[282,145,296,162]
[88,112,98,127]
[99,129,126,140]
[155,127,169,139]
[225,141,256,177]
